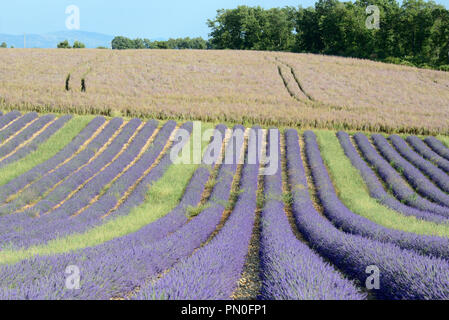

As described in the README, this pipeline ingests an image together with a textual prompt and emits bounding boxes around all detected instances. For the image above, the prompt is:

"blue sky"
[0,0,447,39]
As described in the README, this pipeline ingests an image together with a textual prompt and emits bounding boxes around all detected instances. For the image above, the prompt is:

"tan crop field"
[0,49,448,134]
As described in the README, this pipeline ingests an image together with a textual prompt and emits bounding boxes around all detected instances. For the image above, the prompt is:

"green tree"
[73,41,86,48]
[111,36,135,49]
[0,42,7,48]
[57,40,71,48]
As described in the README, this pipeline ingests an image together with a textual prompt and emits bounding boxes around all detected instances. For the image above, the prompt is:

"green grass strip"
[315,130,449,237]
[0,115,95,186]
[0,122,214,265]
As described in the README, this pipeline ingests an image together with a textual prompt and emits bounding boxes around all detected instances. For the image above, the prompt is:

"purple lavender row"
[19,118,142,217]
[0,115,55,164]
[425,136,449,162]
[1,120,169,248]
[307,131,449,260]
[296,130,449,299]
[0,112,37,144]
[407,136,449,174]
[0,125,246,300]
[0,115,72,169]
[0,119,154,246]
[256,129,365,300]
[337,132,448,224]
[0,111,20,130]
[389,135,449,193]
[134,127,261,300]
[0,118,124,217]
[354,133,449,217]
[44,122,226,244]
[372,134,449,208]
[0,116,105,202]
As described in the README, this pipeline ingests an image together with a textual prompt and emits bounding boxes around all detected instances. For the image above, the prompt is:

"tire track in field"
[275,57,314,102]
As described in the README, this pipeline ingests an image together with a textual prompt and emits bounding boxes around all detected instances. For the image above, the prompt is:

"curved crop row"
[0,115,55,160]
[134,127,260,300]
[0,115,71,168]
[0,119,162,248]
[337,132,448,224]
[0,118,124,216]
[0,116,105,201]
[0,113,38,146]
[5,120,173,248]
[425,137,449,161]
[407,136,449,175]
[372,134,449,207]
[19,119,140,216]
[389,135,449,193]
[0,111,21,132]
[354,133,449,217]
[290,130,449,299]
[0,125,247,300]
[307,131,449,260]
[256,129,364,300]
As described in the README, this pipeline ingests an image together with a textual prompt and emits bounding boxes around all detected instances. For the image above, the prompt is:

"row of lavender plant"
[2,120,171,248]
[257,129,365,300]
[294,130,449,299]
[371,134,449,207]
[0,116,105,202]
[134,127,261,300]
[42,121,217,244]
[408,136,449,175]
[354,133,449,217]
[25,119,154,215]
[337,132,448,224]
[308,131,449,260]
[425,137,449,162]
[0,111,21,132]
[0,115,71,168]
[0,117,125,217]
[0,119,161,248]
[0,125,247,300]
[0,115,55,159]
[0,112,37,144]
[389,135,449,194]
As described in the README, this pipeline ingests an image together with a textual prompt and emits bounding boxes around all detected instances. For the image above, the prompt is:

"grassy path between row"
[315,130,449,238]
[0,123,214,265]
[0,115,95,186]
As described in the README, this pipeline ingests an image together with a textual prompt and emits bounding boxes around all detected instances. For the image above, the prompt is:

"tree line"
[207,0,449,70]
[111,36,208,50]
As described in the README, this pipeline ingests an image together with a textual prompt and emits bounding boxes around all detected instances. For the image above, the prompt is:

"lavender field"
[0,110,449,300]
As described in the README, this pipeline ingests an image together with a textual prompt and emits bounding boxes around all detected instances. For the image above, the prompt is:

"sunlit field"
[1,49,448,134]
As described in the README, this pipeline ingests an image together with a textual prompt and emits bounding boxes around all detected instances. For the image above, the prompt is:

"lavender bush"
[389,135,449,193]
[408,136,449,174]
[354,133,449,217]
[0,116,105,202]
[0,115,71,168]
[337,132,448,224]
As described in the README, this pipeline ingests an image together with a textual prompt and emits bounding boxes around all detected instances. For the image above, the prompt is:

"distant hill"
[0,31,115,48]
